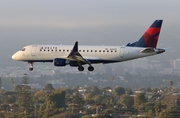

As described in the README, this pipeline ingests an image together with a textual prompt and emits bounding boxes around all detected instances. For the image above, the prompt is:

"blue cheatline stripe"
[26,59,119,64]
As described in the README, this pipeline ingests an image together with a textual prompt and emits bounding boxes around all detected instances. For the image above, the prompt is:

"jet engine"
[54,58,68,66]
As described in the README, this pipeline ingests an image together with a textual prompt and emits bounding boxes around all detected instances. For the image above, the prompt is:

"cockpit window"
[20,48,26,51]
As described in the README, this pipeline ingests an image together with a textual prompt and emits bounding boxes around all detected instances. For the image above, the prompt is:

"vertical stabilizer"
[127,20,163,48]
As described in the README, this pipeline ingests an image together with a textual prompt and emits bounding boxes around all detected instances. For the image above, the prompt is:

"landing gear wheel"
[78,66,84,71]
[29,67,33,71]
[88,66,94,71]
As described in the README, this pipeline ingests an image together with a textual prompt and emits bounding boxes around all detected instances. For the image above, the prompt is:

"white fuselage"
[12,44,157,64]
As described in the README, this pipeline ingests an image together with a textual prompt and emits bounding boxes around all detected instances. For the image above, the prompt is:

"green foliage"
[119,94,134,108]
[163,94,180,108]
[0,113,5,118]
[14,85,22,91]
[149,93,161,101]
[46,90,66,109]
[0,103,10,111]
[169,80,173,87]
[12,112,36,118]
[2,85,180,117]
[113,86,125,97]
[158,106,180,118]
[16,112,35,118]
[86,86,101,96]
[44,83,55,93]
[103,108,114,114]
[50,112,79,118]
[69,92,85,113]
[3,91,18,95]
[126,88,133,95]
[14,85,31,92]
[134,93,147,109]
[1,95,16,104]
[21,74,29,84]
[136,102,155,115]
[17,78,33,114]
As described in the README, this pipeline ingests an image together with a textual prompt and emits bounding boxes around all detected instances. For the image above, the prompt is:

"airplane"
[12,20,165,71]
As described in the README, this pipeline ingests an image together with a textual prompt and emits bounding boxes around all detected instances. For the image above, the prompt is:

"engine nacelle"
[54,58,68,66]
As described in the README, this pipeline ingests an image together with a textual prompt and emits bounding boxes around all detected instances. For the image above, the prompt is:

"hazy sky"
[1,0,180,28]
[0,0,180,67]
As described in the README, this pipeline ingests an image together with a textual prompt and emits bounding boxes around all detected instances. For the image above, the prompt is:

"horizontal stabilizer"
[140,48,155,53]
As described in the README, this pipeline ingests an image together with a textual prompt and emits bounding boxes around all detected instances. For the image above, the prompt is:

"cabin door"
[31,45,37,56]
[120,47,124,58]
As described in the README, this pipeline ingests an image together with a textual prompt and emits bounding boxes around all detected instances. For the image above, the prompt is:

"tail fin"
[127,20,163,48]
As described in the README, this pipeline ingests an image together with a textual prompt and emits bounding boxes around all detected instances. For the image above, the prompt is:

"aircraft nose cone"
[12,53,19,60]
[12,54,16,60]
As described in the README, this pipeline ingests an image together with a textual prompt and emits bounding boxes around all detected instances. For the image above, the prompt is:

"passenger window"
[103,50,105,52]
[99,50,101,52]
[95,50,97,52]
[79,50,81,52]
[51,50,53,51]
[83,50,85,52]
[87,50,89,52]
[44,50,46,51]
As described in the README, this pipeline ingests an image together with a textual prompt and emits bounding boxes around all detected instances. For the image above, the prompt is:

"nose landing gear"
[29,62,34,71]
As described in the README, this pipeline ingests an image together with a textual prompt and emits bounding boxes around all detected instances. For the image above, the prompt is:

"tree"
[169,80,173,87]
[44,83,55,93]
[17,74,33,115]
[119,94,134,108]
[134,93,147,109]
[126,88,133,95]
[50,112,79,118]
[14,85,22,91]
[46,90,66,109]
[113,86,125,97]
[1,95,16,104]
[69,92,84,113]
[163,94,180,108]
[158,106,180,118]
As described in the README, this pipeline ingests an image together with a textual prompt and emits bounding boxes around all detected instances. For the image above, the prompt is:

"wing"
[67,41,91,65]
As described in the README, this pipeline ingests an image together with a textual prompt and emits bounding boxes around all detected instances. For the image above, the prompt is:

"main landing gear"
[78,65,94,71]
[29,62,34,71]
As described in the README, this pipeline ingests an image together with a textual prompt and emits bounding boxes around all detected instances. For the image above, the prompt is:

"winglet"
[72,41,78,52]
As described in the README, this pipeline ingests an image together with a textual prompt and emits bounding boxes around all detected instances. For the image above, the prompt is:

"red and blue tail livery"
[127,20,163,48]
